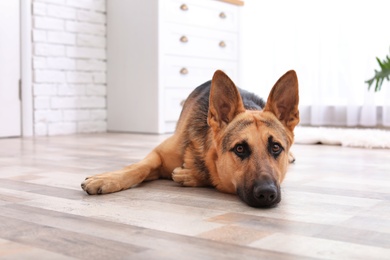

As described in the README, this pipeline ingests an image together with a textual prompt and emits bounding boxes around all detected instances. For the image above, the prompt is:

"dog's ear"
[264,70,300,132]
[208,70,245,130]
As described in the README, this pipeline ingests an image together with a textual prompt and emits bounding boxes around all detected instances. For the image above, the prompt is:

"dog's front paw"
[81,174,123,195]
[172,167,204,187]
[288,152,296,163]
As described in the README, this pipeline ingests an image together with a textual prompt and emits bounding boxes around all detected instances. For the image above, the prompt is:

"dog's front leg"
[81,151,162,195]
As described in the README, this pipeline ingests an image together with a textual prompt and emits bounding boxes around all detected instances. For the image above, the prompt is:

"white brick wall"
[32,0,107,136]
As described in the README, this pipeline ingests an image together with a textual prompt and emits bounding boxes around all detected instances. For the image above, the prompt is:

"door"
[0,1,21,137]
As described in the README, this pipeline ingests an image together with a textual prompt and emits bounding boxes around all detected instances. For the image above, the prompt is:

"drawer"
[163,23,238,61]
[162,55,238,88]
[161,0,239,32]
[164,88,193,121]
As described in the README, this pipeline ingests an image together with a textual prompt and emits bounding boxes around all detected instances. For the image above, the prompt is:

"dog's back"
[176,80,266,136]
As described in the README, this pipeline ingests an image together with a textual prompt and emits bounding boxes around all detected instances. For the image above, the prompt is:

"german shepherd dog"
[81,70,299,208]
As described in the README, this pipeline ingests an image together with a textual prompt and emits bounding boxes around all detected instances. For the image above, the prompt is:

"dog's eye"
[235,145,245,154]
[272,143,282,154]
[268,136,284,159]
[269,142,283,158]
[232,142,251,160]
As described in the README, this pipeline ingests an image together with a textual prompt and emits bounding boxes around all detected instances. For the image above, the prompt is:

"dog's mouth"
[237,180,281,208]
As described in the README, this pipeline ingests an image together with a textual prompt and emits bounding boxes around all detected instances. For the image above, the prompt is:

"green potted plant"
[366,48,390,92]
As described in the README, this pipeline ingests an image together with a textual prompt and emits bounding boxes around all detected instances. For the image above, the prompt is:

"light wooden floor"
[0,133,389,259]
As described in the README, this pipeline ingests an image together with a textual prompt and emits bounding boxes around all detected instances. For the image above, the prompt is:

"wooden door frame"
[21,0,33,136]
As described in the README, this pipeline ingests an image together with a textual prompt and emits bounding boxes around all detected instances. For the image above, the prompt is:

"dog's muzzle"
[237,179,281,208]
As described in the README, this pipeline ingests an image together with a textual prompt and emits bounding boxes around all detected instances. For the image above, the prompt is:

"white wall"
[32,0,107,136]
[240,0,390,107]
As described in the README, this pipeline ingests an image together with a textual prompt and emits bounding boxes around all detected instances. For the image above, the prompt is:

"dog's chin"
[237,186,281,208]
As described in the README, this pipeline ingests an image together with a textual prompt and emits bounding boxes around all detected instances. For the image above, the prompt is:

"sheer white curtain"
[240,0,390,127]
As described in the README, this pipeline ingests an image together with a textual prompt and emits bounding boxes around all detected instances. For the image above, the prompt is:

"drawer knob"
[180,68,188,75]
[219,41,226,48]
[180,4,188,11]
[219,12,226,19]
[180,35,188,43]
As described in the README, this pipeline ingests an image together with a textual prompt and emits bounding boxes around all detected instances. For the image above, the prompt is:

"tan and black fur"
[81,70,299,207]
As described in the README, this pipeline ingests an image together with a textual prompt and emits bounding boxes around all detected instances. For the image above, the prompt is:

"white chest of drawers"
[107,0,242,134]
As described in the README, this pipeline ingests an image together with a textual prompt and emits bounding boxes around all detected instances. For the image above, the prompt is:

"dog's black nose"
[253,181,279,207]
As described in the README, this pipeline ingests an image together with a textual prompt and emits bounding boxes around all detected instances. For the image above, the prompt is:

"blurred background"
[240,0,390,127]
[0,0,389,138]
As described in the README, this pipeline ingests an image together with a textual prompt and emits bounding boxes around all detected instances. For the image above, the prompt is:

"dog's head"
[208,70,299,208]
